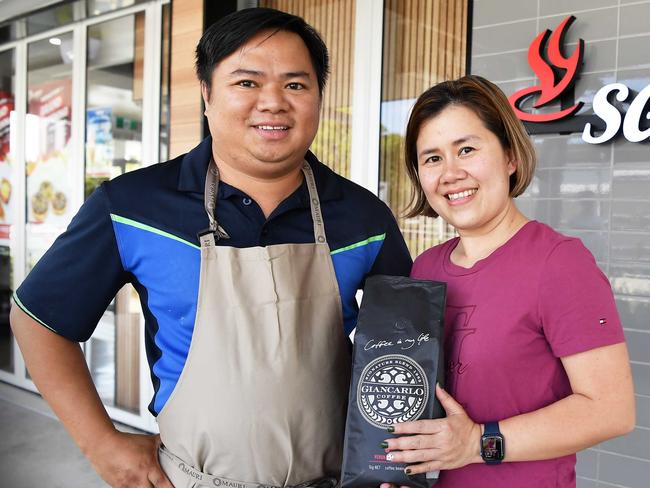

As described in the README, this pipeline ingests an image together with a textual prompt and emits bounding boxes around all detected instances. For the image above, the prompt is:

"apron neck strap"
[201,162,230,247]
[201,160,328,245]
[301,161,327,244]
[204,162,219,233]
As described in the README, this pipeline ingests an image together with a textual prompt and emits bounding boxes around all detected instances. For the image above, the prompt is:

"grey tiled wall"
[471,1,650,487]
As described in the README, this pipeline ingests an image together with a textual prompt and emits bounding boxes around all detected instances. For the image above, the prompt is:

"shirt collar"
[177,136,212,193]
[176,136,343,204]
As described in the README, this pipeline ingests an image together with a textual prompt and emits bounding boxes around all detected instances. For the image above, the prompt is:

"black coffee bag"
[341,275,446,488]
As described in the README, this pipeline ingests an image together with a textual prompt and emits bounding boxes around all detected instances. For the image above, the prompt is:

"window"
[379,0,469,256]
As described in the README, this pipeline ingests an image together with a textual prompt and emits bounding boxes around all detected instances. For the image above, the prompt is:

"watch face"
[481,435,504,461]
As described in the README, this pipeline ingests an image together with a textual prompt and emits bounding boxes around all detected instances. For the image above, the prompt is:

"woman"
[380,76,635,487]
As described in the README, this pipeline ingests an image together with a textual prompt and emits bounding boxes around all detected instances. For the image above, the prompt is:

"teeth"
[256,125,288,130]
[447,189,477,201]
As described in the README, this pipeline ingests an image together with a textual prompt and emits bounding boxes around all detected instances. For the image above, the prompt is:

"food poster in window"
[0,91,14,240]
[26,78,73,226]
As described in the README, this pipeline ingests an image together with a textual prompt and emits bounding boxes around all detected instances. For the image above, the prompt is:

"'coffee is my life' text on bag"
[341,275,446,488]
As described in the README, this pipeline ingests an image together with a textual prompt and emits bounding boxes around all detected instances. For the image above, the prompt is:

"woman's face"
[416,104,517,235]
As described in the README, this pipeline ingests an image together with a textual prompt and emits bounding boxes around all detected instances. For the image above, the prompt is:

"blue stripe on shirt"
[111,216,385,413]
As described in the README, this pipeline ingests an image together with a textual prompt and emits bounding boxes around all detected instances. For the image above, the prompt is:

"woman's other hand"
[381,384,482,475]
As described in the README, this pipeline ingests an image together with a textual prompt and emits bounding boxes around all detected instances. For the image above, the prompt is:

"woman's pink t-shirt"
[410,221,625,488]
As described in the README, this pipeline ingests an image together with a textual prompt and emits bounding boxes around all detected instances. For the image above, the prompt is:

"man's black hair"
[196,8,329,96]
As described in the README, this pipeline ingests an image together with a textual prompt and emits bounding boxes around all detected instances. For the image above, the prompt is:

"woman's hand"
[381,384,482,476]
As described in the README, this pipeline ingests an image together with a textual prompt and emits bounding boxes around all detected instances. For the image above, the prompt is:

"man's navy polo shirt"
[15,137,412,415]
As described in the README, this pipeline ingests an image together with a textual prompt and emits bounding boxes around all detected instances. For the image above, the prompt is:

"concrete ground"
[0,382,118,487]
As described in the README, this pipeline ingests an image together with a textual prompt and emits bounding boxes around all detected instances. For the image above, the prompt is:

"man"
[10,8,412,488]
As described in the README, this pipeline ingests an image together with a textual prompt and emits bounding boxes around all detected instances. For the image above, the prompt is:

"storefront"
[470,1,650,486]
[0,0,171,431]
[0,0,469,432]
[0,0,647,485]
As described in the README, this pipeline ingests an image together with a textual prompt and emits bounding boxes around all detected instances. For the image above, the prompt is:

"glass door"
[0,48,16,374]
[0,1,169,431]
[25,32,75,272]
[84,12,146,413]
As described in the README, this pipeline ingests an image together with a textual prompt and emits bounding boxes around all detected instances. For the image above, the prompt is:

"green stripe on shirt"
[112,215,385,255]
[12,292,58,333]
[110,214,200,250]
[330,233,386,255]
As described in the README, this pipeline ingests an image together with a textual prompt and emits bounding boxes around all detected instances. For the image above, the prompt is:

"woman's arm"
[381,342,635,474]
[501,342,634,461]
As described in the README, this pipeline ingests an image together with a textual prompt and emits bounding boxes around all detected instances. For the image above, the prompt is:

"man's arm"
[10,304,172,488]
[367,204,413,278]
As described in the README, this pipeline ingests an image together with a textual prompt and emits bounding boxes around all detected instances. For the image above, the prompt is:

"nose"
[256,84,289,113]
[440,157,467,184]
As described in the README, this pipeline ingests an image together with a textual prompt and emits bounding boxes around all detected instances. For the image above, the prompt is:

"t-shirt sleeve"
[539,238,625,357]
[14,184,128,342]
[410,250,432,279]
[368,206,413,278]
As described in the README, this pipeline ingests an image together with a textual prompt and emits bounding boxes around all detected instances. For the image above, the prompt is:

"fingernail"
[386,453,394,462]
[405,468,412,475]
[386,426,395,433]
[380,441,389,448]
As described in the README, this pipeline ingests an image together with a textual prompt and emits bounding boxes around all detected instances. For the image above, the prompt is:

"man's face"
[202,29,321,179]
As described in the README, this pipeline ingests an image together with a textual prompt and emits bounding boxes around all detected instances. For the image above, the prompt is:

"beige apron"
[157,161,351,488]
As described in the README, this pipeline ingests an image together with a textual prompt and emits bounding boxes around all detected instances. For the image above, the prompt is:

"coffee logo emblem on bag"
[357,354,429,428]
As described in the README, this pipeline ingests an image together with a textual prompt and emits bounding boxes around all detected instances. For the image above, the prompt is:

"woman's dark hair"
[404,75,537,218]
[196,8,329,97]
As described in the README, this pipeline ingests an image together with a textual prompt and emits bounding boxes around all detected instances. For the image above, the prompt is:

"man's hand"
[10,306,174,487]
[379,384,481,485]
[87,431,173,488]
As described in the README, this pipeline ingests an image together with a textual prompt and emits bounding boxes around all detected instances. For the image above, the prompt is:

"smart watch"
[480,421,505,464]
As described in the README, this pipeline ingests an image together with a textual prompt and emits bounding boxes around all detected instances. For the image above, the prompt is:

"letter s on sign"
[623,85,650,143]
[582,83,629,144]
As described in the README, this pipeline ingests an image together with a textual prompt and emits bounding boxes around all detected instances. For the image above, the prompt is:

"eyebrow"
[229,69,263,77]
[228,69,312,79]
[418,135,481,158]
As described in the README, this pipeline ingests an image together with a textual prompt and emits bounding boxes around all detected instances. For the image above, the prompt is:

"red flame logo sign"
[509,16,584,122]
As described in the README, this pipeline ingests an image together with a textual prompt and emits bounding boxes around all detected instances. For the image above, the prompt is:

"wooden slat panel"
[378,0,469,257]
[261,0,355,178]
[133,13,145,102]
[115,284,140,412]
[169,0,204,159]
[422,1,433,88]
[261,0,468,255]
[380,0,467,99]
[161,4,170,100]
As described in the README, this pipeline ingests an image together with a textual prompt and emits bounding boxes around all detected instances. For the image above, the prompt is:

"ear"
[506,150,518,176]
[200,81,211,107]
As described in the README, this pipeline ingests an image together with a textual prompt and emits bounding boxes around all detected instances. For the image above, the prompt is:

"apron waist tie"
[159,445,338,488]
